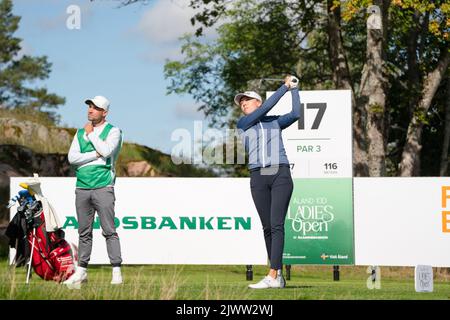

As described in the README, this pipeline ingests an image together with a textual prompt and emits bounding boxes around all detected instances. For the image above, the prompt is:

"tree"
[165,0,310,128]
[398,48,449,176]
[439,77,449,176]
[387,0,450,176]
[121,0,449,177]
[0,0,65,122]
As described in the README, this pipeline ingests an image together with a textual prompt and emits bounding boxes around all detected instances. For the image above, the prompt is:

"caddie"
[64,95,123,286]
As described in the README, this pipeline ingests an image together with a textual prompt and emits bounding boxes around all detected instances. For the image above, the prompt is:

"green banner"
[283,178,354,265]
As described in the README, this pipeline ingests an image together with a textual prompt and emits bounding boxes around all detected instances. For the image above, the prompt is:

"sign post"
[415,265,433,293]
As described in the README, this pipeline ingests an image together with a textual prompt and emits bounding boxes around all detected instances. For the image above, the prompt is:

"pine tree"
[0,0,65,123]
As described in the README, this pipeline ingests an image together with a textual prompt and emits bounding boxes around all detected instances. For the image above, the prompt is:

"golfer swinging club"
[235,75,300,289]
[64,95,123,286]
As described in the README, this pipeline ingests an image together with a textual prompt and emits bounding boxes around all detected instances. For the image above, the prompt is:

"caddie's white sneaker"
[248,276,282,289]
[111,269,123,285]
[63,267,87,289]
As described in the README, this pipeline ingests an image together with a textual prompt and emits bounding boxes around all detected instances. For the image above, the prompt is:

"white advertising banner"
[267,90,353,178]
[10,176,450,267]
[354,177,450,267]
[10,177,267,265]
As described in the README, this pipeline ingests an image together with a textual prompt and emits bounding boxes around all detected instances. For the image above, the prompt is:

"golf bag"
[6,190,77,282]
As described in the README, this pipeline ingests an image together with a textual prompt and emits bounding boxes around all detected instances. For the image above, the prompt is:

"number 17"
[298,103,327,130]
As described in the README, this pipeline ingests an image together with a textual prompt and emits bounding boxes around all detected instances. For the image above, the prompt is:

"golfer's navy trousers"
[250,164,293,270]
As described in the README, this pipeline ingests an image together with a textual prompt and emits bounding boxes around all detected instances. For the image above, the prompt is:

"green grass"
[1,260,449,300]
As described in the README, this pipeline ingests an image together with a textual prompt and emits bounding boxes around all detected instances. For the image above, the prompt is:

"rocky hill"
[0,111,215,253]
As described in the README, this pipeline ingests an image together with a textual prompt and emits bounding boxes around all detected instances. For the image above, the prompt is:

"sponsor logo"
[287,197,334,239]
[442,186,450,233]
[320,253,348,261]
[63,216,251,231]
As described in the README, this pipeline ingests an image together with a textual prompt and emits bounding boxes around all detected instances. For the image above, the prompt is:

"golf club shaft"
[261,78,284,82]
[26,228,36,284]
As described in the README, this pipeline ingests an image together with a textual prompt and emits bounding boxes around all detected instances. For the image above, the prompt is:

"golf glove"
[289,76,299,89]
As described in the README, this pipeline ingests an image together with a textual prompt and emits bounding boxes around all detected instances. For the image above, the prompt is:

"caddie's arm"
[87,127,121,158]
[68,132,98,166]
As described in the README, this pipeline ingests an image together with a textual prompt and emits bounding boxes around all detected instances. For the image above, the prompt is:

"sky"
[11,0,217,155]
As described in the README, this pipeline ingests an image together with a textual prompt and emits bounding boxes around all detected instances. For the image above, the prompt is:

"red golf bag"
[27,209,77,282]
[7,191,77,283]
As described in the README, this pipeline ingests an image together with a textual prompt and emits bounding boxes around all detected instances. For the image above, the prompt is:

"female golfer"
[235,75,300,289]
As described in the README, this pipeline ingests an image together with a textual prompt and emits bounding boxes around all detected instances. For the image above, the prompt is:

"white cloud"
[137,0,194,44]
[137,0,218,43]
[132,0,222,62]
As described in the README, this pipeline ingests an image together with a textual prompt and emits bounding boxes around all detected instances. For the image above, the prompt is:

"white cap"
[85,95,110,111]
[234,91,262,106]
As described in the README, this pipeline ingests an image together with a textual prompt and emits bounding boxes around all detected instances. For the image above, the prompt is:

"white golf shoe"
[63,267,87,289]
[111,268,123,285]
[248,275,284,289]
